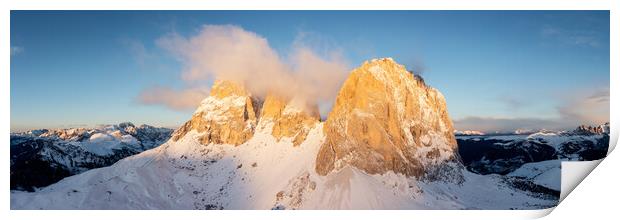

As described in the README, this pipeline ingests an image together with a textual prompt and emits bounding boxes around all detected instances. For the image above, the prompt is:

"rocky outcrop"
[258,95,320,146]
[572,123,609,136]
[171,59,465,180]
[171,80,261,146]
[172,81,319,147]
[315,58,463,182]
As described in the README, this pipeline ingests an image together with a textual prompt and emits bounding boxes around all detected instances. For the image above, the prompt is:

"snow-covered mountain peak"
[173,80,321,147]
[11,60,562,210]
[572,122,610,135]
[315,58,463,182]
[173,80,260,146]
[365,57,396,66]
[454,130,486,136]
[209,80,252,99]
[15,122,171,149]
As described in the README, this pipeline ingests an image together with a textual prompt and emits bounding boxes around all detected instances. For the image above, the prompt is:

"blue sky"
[10,11,610,132]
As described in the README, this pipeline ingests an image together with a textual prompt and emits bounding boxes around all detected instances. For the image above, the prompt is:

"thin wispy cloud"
[10,11,608,132]
[587,88,610,103]
[557,87,609,125]
[123,39,153,67]
[497,95,526,111]
[137,86,210,111]
[456,86,609,132]
[453,116,570,133]
[541,25,602,47]
[10,46,24,56]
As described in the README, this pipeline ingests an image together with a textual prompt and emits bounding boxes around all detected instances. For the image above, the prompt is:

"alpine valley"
[10,123,173,191]
[10,58,608,210]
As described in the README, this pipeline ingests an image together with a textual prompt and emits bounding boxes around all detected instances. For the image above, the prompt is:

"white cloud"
[142,24,349,116]
[137,86,210,111]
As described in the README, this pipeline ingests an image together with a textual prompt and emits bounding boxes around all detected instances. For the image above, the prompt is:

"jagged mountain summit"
[316,58,463,183]
[171,80,320,147]
[171,80,261,146]
[571,122,609,136]
[10,123,173,191]
[11,58,557,210]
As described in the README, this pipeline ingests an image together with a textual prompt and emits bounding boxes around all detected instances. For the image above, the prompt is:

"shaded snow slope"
[9,59,562,210]
[11,123,556,210]
[457,130,608,175]
[10,123,173,191]
[508,160,561,192]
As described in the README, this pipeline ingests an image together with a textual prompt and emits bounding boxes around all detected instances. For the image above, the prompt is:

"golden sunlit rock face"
[258,95,320,146]
[172,80,319,147]
[315,58,462,181]
[172,58,462,182]
[171,80,260,146]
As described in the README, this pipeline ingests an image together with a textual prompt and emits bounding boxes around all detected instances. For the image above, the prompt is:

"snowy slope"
[9,59,562,210]
[10,123,173,191]
[457,129,608,175]
[10,125,325,209]
[508,160,561,191]
[11,123,556,210]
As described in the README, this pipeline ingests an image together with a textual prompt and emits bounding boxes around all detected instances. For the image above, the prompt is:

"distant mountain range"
[10,122,173,191]
[10,58,607,210]
[455,122,609,136]
[457,123,609,175]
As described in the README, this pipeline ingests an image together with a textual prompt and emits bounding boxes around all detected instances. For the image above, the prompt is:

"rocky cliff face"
[169,59,464,181]
[172,80,261,146]
[258,95,320,146]
[12,58,566,210]
[172,80,319,147]
[315,58,463,182]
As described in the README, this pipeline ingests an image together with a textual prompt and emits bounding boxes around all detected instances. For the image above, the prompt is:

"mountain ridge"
[10,58,560,210]
[10,122,173,191]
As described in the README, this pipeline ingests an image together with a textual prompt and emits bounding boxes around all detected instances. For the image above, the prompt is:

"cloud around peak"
[137,24,349,115]
[137,86,210,111]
